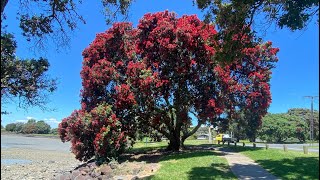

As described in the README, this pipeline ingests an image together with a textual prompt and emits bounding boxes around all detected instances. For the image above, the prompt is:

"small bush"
[36,120,51,134]
[50,128,58,135]
[58,103,127,162]
[14,122,25,133]
[21,123,38,134]
[5,123,16,132]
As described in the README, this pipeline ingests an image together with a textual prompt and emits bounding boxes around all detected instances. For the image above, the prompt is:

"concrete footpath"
[216,147,280,180]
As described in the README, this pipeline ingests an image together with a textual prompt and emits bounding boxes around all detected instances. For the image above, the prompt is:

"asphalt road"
[1,134,319,153]
[243,142,319,153]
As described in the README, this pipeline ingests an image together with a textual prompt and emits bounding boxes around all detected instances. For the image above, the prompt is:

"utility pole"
[209,125,213,144]
[304,96,319,145]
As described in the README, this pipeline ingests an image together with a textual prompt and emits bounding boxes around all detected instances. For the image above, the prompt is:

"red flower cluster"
[59,104,126,161]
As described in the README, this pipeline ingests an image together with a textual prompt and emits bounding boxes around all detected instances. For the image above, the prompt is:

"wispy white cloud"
[26,116,35,120]
[15,119,28,123]
[45,118,60,124]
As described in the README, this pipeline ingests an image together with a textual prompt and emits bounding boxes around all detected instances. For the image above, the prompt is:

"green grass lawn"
[130,140,236,179]
[228,146,319,180]
[146,151,237,180]
[132,140,319,180]
[128,139,212,153]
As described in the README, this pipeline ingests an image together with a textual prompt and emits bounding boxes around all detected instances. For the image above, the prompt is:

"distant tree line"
[5,119,58,134]
[227,108,319,143]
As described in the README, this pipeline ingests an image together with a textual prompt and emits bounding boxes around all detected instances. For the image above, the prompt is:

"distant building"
[197,134,209,140]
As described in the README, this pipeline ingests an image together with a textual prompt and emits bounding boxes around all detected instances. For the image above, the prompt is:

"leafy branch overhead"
[195,0,319,31]
[2,0,318,50]
[1,33,57,112]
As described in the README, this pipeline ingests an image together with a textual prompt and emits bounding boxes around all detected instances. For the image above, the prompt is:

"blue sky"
[1,0,319,128]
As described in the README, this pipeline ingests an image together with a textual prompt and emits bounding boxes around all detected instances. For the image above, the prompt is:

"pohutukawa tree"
[59,11,279,162]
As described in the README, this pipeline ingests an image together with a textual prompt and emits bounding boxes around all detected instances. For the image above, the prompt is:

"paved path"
[216,147,280,180]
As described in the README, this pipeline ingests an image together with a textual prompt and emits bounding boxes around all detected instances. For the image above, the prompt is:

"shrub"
[50,128,58,135]
[14,122,25,133]
[36,120,51,134]
[59,103,127,162]
[5,123,16,131]
[21,122,38,134]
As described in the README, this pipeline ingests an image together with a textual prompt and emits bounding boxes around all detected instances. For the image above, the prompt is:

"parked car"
[215,134,237,144]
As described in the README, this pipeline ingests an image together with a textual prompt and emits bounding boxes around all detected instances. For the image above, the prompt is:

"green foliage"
[14,122,24,132]
[221,110,261,142]
[195,0,319,31]
[21,121,38,134]
[35,120,51,134]
[4,119,51,134]
[259,114,295,142]
[136,129,163,143]
[193,0,319,63]
[5,123,16,131]
[50,128,58,135]
[1,124,3,129]
[1,33,57,112]
[228,118,248,141]
[1,0,85,48]
[258,112,309,142]
[288,108,319,140]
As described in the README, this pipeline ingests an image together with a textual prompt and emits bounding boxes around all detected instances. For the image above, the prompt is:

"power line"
[303,96,319,144]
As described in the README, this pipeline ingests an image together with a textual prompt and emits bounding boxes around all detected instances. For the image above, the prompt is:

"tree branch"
[0,0,9,15]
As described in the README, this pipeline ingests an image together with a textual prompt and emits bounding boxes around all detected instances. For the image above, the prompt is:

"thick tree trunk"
[180,136,187,149]
[249,134,256,142]
[167,132,181,151]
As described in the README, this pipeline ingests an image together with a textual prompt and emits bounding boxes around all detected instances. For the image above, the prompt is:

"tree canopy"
[195,0,319,31]
[58,11,279,162]
[1,0,317,113]
[258,108,320,143]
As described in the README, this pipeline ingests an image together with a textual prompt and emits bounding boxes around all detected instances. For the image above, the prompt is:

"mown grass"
[146,151,237,180]
[128,139,212,153]
[227,146,319,180]
[129,140,236,179]
[132,140,319,180]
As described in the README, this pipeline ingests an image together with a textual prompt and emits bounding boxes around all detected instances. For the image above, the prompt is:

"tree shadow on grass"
[220,146,319,180]
[255,157,319,180]
[222,145,265,152]
[120,149,225,164]
[136,151,236,180]
[188,163,236,179]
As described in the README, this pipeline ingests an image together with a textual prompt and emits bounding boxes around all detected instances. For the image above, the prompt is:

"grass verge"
[147,151,237,180]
